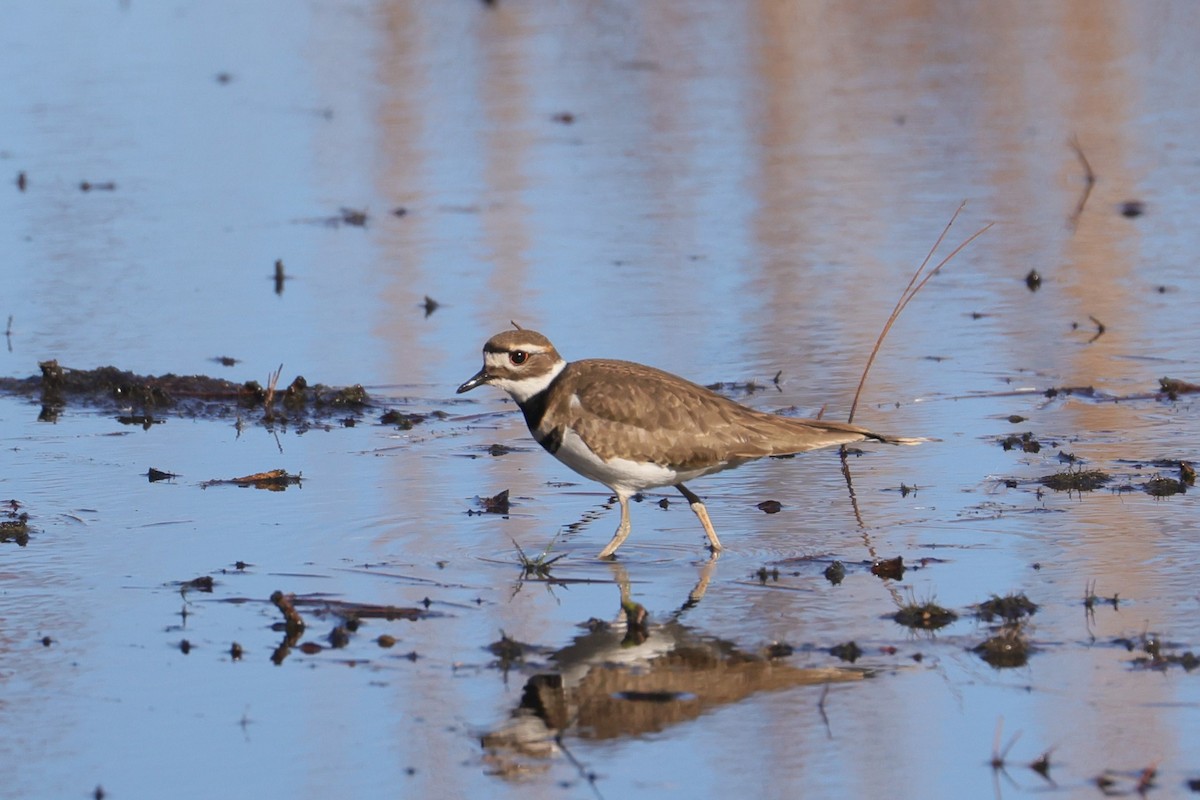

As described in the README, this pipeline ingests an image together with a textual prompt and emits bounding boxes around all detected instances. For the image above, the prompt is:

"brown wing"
[551,360,877,470]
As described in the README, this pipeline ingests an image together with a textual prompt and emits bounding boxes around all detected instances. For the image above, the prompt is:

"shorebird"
[458,328,919,557]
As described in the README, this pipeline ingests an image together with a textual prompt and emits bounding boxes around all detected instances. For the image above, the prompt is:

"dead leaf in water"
[201,469,302,491]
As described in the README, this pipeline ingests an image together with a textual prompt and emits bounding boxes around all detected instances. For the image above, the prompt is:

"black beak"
[456,367,491,394]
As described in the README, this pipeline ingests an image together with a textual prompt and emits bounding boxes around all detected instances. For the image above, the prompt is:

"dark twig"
[1068,136,1096,230]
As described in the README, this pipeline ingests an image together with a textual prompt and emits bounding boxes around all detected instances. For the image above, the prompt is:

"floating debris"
[1119,199,1145,218]
[1144,476,1187,497]
[974,625,1032,668]
[380,409,427,429]
[0,360,372,428]
[1159,377,1200,400]
[829,641,863,663]
[975,593,1038,623]
[999,432,1041,453]
[470,489,510,515]
[871,556,905,581]
[1,500,30,546]
[754,566,780,583]
[177,576,215,593]
[1039,468,1110,492]
[117,414,159,429]
[201,469,302,491]
[894,599,956,630]
[756,500,782,514]
[270,591,306,637]
[823,560,845,585]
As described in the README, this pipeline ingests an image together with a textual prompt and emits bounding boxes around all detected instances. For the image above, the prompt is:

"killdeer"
[457,327,921,558]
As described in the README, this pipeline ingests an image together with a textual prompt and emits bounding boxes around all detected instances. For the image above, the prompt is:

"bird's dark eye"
[510,351,528,365]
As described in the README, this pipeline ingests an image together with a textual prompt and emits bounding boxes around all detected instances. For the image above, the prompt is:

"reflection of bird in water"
[481,562,865,775]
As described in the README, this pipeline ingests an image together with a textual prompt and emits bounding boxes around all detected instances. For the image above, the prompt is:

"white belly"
[552,429,718,496]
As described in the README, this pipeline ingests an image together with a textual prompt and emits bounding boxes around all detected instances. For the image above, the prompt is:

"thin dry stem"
[264,363,283,421]
[847,204,993,424]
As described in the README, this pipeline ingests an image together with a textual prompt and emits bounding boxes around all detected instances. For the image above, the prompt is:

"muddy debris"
[973,624,1032,668]
[1039,467,1111,492]
[117,414,160,430]
[763,642,793,659]
[0,502,30,546]
[1158,376,1200,399]
[893,599,957,630]
[0,360,374,428]
[705,378,770,396]
[304,599,437,624]
[829,641,863,663]
[328,626,351,649]
[1120,199,1146,218]
[754,566,780,584]
[1118,631,1200,672]
[380,409,429,429]
[1144,475,1187,497]
[999,431,1042,453]
[974,592,1039,623]
[470,489,511,515]
[270,591,306,637]
[871,556,905,581]
[177,575,215,593]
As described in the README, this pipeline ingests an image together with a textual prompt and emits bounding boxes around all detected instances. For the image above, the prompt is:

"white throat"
[489,354,567,404]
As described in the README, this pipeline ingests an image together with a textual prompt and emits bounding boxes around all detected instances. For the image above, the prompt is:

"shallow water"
[3,2,1200,798]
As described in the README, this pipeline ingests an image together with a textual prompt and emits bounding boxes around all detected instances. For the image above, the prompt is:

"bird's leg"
[675,483,723,552]
[597,492,633,559]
